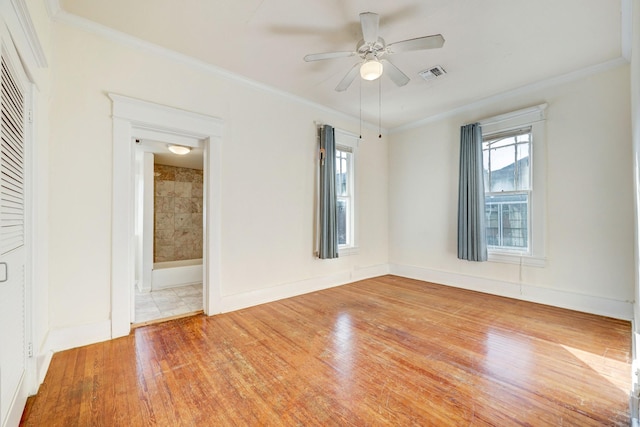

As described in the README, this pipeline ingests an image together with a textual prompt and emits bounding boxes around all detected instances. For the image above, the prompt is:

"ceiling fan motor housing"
[357,38,386,60]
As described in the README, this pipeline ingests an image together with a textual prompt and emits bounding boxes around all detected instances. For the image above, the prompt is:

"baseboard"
[220,263,390,313]
[44,320,112,354]
[389,263,633,321]
[32,328,53,388]
[35,348,53,386]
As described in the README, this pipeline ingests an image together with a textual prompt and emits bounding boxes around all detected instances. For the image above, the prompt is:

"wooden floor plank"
[21,275,631,425]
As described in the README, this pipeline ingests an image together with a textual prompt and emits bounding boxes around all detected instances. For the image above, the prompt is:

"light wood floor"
[21,275,631,426]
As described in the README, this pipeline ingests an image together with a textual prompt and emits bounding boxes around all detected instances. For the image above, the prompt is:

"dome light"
[167,145,191,155]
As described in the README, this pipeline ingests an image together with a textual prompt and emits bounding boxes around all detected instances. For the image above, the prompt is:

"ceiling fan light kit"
[360,60,383,81]
[303,12,445,91]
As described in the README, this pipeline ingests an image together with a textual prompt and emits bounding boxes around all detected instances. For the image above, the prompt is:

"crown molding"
[5,0,48,67]
[44,0,629,136]
[45,0,386,135]
[390,56,629,134]
[390,0,632,134]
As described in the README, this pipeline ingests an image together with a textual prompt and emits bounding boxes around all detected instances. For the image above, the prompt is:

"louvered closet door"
[0,25,29,427]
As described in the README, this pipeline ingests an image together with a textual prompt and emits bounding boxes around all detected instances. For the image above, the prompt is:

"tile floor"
[134,283,203,324]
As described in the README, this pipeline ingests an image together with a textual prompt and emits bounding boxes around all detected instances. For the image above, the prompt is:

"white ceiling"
[59,0,625,130]
[135,139,204,170]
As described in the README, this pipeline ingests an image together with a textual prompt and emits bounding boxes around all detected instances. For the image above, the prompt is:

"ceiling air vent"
[419,65,446,81]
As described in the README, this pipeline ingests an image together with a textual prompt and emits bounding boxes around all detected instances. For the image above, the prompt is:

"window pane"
[489,144,515,192]
[488,136,516,149]
[516,143,530,190]
[501,201,528,248]
[336,172,347,196]
[485,193,528,250]
[483,150,490,193]
[337,198,348,245]
[485,203,499,246]
[335,150,350,196]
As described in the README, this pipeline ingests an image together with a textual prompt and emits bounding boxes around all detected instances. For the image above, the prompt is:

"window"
[483,128,531,252]
[334,130,358,254]
[335,147,352,246]
[479,104,547,266]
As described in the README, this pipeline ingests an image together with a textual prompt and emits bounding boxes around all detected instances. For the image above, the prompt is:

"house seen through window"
[483,128,532,253]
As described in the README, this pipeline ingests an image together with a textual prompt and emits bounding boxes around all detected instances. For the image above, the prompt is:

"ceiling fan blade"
[381,59,410,87]
[335,62,361,92]
[387,34,445,53]
[304,51,356,62]
[360,12,379,44]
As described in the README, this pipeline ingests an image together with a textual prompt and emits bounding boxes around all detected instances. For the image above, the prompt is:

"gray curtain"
[318,124,339,259]
[457,123,488,261]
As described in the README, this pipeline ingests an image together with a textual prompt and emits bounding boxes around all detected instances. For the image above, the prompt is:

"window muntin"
[483,129,532,253]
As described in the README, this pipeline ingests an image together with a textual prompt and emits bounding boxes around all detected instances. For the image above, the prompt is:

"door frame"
[109,94,222,338]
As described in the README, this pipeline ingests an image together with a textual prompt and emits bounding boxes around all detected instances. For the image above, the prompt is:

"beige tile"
[192,182,203,198]
[155,165,176,181]
[174,213,192,229]
[175,197,192,213]
[155,196,175,213]
[154,245,175,262]
[155,212,174,230]
[155,180,175,197]
[174,182,192,198]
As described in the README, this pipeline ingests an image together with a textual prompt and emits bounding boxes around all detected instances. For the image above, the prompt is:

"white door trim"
[109,94,222,338]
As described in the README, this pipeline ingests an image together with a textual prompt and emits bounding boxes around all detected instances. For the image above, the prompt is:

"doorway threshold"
[132,310,204,329]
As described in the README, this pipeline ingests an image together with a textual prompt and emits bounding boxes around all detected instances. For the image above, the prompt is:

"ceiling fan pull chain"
[359,77,363,139]
[379,77,382,139]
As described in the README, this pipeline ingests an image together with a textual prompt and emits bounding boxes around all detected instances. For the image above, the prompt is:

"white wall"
[47,22,389,331]
[389,64,634,319]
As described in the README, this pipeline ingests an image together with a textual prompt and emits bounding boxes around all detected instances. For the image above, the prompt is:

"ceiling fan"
[304,12,445,92]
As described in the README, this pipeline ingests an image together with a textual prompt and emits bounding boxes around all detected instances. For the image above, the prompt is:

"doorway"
[109,94,223,338]
[132,138,205,325]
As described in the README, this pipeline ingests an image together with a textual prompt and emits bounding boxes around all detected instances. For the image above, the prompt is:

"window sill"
[339,246,359,257]
[488,252,546,268]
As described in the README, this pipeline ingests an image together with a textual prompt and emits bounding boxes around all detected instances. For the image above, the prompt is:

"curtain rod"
[466,103,548,127]
[313,122,360,140]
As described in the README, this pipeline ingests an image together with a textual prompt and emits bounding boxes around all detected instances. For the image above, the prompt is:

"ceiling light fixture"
[360,59,383,81]
[167,145,191,155]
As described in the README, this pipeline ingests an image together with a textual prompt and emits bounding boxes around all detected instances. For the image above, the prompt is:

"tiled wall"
[154,164,203,262]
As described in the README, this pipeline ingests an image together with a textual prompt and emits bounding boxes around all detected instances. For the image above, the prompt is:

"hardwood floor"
[21,275,631,426]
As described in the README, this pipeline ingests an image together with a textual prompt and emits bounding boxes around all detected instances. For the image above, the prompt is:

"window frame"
[479,104,547,267]
[483,129,532,254]
[334,129,359,256]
